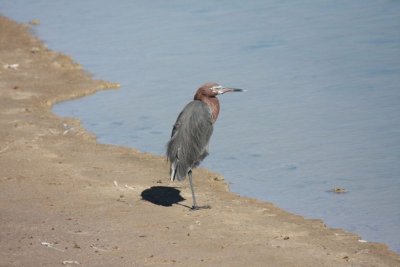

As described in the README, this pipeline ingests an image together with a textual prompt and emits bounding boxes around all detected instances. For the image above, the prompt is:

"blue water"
[2,1,399,252]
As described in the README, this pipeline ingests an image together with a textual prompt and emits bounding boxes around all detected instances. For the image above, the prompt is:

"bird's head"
[194,82,244,100]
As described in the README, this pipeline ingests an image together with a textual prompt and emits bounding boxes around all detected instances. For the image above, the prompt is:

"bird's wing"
[166,101,213,180]
[170,118,180,139]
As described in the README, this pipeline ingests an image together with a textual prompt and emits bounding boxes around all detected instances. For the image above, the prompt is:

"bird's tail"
[170,160,188,182]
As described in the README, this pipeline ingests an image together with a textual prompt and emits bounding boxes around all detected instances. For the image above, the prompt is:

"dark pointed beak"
[217,87,246,94]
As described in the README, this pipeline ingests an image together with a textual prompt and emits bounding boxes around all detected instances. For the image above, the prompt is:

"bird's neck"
[200,97,220,123]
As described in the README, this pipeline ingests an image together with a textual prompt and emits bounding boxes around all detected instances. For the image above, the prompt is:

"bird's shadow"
[141,186,190,208]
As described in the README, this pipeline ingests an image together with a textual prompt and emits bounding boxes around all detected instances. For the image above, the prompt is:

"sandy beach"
[1,15,399,266]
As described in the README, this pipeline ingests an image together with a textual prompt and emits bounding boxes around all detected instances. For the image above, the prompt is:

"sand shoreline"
[1,15,399,266]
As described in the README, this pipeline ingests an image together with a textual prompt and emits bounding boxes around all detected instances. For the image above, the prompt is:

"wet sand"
[1,16,399,266]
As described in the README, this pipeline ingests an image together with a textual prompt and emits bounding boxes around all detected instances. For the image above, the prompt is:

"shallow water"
[2,0,400,252]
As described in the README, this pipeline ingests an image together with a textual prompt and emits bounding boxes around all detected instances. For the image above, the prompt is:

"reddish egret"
[166,82,244,209]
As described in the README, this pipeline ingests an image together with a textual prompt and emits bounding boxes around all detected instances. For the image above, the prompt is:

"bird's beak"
[217,87,245,95]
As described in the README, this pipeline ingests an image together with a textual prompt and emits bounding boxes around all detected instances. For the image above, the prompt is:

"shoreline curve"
[0,15,399,266]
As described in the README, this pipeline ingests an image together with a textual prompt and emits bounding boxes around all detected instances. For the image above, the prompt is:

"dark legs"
[188,170,198,209]
[188,170,211,210]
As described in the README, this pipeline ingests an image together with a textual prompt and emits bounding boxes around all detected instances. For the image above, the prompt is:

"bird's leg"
[188,170,198,209]
[188,170,211,210]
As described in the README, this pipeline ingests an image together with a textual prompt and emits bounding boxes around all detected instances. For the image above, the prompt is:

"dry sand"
[0,15,399,266]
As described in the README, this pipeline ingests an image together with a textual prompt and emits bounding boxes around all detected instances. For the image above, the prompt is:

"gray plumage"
[166,82,244,209]
[166,100,213,181]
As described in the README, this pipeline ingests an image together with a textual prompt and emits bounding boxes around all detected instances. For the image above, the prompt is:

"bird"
[166,82,244,210]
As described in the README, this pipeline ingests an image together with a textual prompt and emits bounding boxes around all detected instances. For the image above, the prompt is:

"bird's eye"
[211,85,223,91]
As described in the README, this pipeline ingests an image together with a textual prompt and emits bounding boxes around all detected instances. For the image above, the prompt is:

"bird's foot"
[191,205,211,211]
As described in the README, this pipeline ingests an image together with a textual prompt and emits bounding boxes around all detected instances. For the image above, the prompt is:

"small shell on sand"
[3,63,19,70]
[99,81,121,89]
